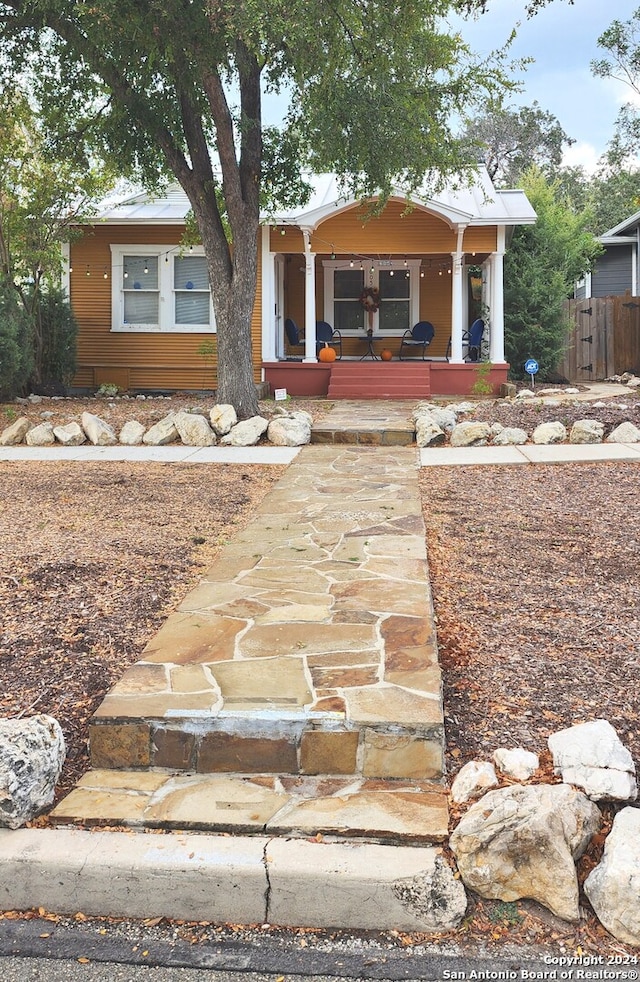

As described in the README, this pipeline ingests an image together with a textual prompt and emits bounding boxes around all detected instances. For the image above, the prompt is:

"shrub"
[36,286,78,386]
[0,278,32,398]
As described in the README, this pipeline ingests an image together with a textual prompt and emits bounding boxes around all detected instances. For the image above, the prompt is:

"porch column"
[260,225,276,363]
[301,228,317,362]
[489,227,506,363]
[449,226,466,363]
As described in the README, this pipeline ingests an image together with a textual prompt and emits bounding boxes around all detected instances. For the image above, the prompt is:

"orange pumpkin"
[380,349,393,361]
[318,345,337,363]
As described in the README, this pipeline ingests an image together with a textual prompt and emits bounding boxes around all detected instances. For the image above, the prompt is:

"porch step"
[51,771,449,845]
[327,361,431,400]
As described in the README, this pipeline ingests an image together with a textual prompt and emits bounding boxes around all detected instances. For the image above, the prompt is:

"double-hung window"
[111,245,215,333]
[323,260,421,334]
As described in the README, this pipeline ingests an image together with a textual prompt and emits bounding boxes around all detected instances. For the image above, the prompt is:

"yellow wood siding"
[70,224,262,391]
[311,201,458,254]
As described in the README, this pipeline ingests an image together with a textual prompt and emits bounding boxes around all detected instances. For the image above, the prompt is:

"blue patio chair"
[316,320,342,359]
[399,321,435,360]
[466,318,485,362]
[284,318,304,349]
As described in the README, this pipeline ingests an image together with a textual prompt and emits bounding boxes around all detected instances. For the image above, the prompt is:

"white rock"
[607,421,640,443]
[289,410,313,427]
[493,748,540,781]
[626,377,640,388]
[143,414,179,446]
[225,416,269,446]
[25,422,55,446]
[0,715,66,829]
[418,407,457,432]
[449,783,601,922]
[209,404,237,436]
[53,422,86,446]
[450,421,492,447]
[532,421,567,445]
[81,412,117,446]
[564,387,581,394]
[451,761,499,803]
[548,719,637,802]
[173,411,216,447]
[391,853,468,931]
[493,427,528,446]
[448,401,476,414]
[584,806,640,946]
[569,419,605,444]
[415,418,446,448]
[27,393,43,404]
[119,420,146,446]
[0,417,31,446]
[515,389,535,400]
[267,416,311,447]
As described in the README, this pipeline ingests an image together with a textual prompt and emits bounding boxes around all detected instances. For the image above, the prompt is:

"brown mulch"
[1,393,639,953]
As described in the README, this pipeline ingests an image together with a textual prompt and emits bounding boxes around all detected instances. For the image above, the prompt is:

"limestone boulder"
[548,720,637,802]
[25,422,55,446]
[267,415,311,447]
[419,406,457,433]
[209,403,237,436]
[532,421,567,445]
[493,427,528,446]
[415,418,446,448]
[119,420,146,446]
[290,410,313,427]
[584,806,640,946]
[53,422,86,446]
[143,414,179,446]
[222,416,269,447]
[81,412,117,446]
[607,421,640,443]
[392,853,468,931]
[0,715,66,828]
[449,783,601,922]
[173,411,216,447]
[450,421,492,447]
[569,419,605,444]
[451,760,498,804]
[0,417,31,446]
[493,748,540,781]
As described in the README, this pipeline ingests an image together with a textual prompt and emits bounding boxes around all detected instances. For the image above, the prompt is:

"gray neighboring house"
[576,211,640,299]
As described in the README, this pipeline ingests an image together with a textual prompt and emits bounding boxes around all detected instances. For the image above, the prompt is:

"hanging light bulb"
[389,269,394,277]
[86,265,91,277]
[349,259,354,268]
[280,227,286,236]
[143,261,149,274]
[103,267,108,279]
[124,267,128,279]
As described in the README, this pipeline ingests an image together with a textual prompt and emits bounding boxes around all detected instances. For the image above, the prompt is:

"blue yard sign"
[524,358,539,387]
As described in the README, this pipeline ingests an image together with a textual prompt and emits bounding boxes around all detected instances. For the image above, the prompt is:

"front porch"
[258,170,534,398]
[263,358,509,399]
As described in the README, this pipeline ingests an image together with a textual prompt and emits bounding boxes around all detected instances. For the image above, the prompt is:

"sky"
[449,0,640,172]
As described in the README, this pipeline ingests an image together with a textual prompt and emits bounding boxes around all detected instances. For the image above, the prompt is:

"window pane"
[335,300,364,332]
[124,292,159,324]
[175,292,210,325]
[380,269,410,299]
[174,255,209,291]
[123,255,158,289]
[379,300,409,333]
[334,269,364,299]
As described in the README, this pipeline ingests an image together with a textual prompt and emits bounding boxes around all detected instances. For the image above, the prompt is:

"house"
[64,168,536,398]
[576,210,640,299]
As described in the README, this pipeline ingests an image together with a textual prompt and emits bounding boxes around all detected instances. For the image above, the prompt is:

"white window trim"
[322,259,421,334]
[110,244,216,333]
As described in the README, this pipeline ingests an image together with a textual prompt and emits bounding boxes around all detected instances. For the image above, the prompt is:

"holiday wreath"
[359,286,381,312]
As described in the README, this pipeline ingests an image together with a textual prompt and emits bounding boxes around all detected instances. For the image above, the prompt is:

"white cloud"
[561,141,601,175]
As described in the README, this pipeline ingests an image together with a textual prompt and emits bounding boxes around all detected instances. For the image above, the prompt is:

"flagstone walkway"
[53,426,449,844]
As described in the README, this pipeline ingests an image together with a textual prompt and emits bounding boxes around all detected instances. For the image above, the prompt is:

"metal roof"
[99,168,536,228]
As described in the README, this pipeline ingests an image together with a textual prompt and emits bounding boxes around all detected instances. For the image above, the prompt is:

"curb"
[0,828,453,933]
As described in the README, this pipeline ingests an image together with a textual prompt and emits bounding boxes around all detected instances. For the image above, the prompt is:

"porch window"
[110,245,215,333]
[323,260,421,333]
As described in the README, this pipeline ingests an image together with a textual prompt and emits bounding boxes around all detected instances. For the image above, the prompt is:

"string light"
[86,265,90,277]
[103,267,108,280]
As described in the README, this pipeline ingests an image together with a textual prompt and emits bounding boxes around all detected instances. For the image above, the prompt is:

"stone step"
[51,770,449,845]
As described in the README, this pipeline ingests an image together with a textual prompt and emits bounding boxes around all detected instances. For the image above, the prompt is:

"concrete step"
[327,362,431,399]
[51,770,449,845]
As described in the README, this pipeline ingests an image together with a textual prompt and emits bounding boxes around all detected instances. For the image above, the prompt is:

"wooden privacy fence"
[558,294,640,381]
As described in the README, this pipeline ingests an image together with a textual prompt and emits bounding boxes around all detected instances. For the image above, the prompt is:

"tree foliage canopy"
[462,101,573,187]
[591,5,640,168]
[504,168,602,380]
[0,0,524,414]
